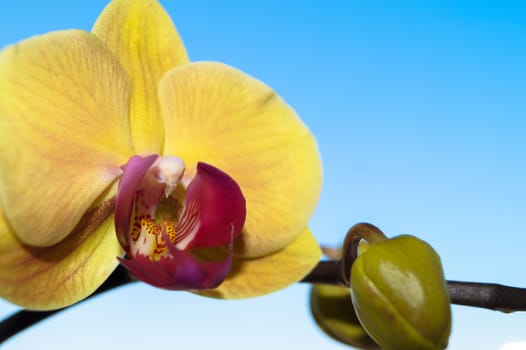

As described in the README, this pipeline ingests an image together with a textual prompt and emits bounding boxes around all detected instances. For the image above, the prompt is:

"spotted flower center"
[131,217,176,259]
[130,195,202,260]
[121,155,187,259]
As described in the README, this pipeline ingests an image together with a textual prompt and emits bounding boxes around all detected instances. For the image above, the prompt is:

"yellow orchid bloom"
[0,0,322,310]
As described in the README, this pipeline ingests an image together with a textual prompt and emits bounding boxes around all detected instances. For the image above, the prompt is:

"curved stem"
[3,266,526,345]
[0,265,133,344]
[339,223,387,286]
[3,223,526,344]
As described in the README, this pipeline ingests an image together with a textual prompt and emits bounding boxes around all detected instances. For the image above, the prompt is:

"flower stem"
[339,223,387,285]
[2,269,526,345]
[446,281,526,313]
[0,264,133,344]
[302,262,526,312]
[2,222,526,343]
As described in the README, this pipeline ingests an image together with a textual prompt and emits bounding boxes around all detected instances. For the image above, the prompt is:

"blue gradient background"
[1,1,525,349]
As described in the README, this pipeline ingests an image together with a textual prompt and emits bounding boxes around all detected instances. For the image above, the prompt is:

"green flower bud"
[350,235,451,350]
[310,284,380,349]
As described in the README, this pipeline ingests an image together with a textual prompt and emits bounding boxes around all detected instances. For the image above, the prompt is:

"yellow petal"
[0,201,122,310]
[0,30,134,246]
[160,62,322,257]
[92,0,190,153]
[196,227,322,299]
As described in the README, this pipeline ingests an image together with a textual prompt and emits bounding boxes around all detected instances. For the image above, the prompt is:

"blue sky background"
[1,1,525,349]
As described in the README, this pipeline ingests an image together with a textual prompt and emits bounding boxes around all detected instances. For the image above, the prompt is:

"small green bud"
[350,235,451,350]
[310,284,380,349]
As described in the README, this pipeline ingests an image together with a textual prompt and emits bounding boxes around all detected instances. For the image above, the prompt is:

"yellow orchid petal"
[0,30,134,247]
[92,0,190,153]
[159,62,322,258]
[0,201,122,310]
[196,227,321,299]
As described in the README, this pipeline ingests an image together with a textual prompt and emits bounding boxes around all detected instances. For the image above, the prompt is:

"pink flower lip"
[114,155,246,290]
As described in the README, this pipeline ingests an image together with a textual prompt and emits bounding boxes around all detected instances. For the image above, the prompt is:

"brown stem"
[0,265,133,344]
[339,223,387,285]
[2,223,526,344]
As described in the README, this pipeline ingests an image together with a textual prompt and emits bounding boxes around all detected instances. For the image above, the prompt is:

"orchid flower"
[0,0,322,310]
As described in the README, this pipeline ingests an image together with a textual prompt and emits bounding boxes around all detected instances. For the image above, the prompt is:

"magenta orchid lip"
[114,154,246,290]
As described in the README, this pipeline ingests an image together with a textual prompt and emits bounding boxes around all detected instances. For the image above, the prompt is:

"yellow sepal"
[93,0,190,153]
